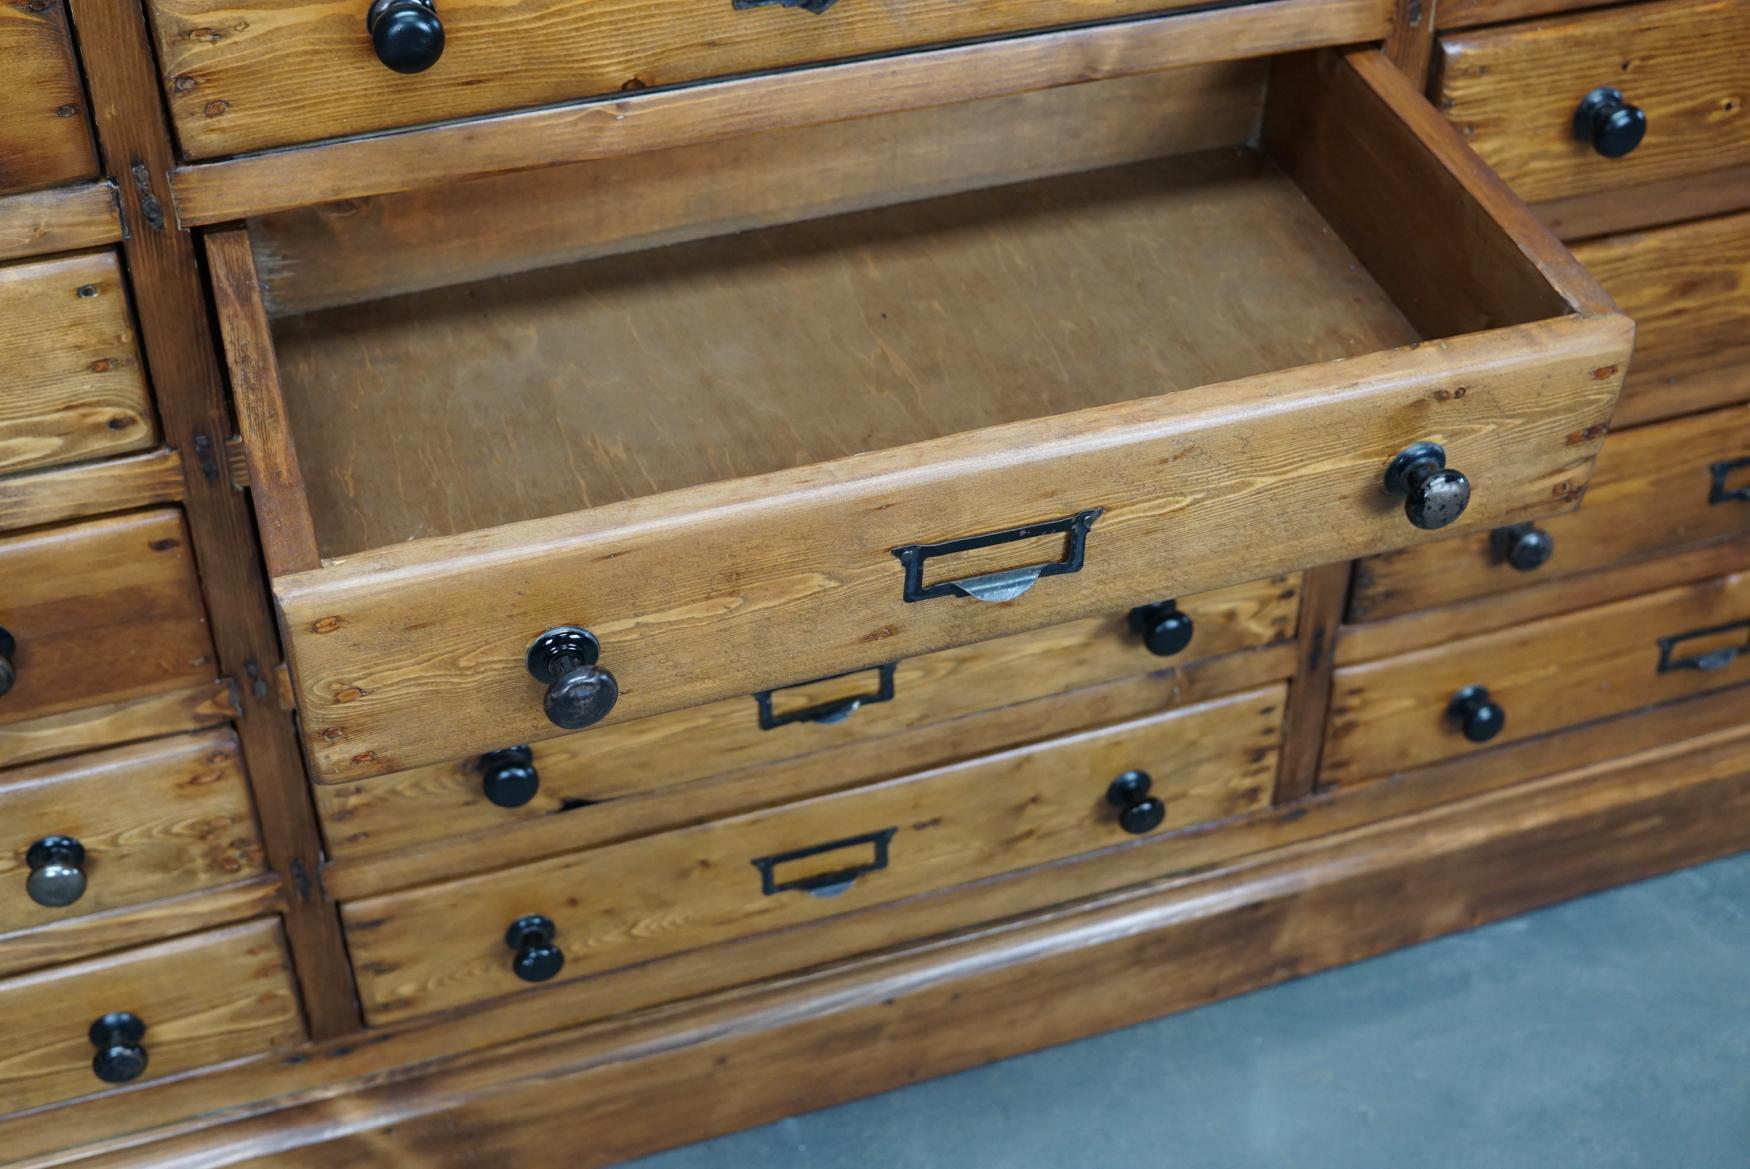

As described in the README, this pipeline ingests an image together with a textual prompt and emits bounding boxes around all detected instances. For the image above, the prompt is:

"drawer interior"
[240,52,1586,563]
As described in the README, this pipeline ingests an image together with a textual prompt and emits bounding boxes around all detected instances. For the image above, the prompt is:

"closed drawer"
[1572,210,1750,428]
[0,730,264,933]
[1434,0,1750,204]
[0,253,156,479]
[1325,570,1750,785]
[344,685,1284,1023]
[231,54,1627,783]
[1350,403,1750,622]
[314,576,1298,861]
[0,919,302,1112]
[0,510,215,750]
[0,0,96,194]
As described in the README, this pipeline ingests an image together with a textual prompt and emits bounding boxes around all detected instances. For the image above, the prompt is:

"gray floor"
[629,853,1750,1169]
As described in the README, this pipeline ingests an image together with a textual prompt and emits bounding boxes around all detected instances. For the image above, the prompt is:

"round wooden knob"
[25,835,87,908]
[1128,601,1195,658]
[1573,87,1646,159]
[480,746,540,808]
[89,1011,148,1084]
[1448,684,1506,744]
[367,0,444,74]
[1492,522,1555,572]
[1105,769,1166,835]
[505,914,565,983]
[1384,442,1471,531]
[526,627,619,730]
[0,626,16,697]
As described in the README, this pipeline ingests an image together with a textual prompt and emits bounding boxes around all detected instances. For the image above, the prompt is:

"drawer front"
[0,510,215,743]
[0,0,96,195]
[0,919,301,1112]
[149,0,1223,160]
[343,686,1284,1023]
[1325,570,1750,784]
[313,575,1298,857]
[1572,210,1750,428]
[0,730,264,933]
[1435,0,1750,204]
[1351,404,1750,622]
[0,252,156,479]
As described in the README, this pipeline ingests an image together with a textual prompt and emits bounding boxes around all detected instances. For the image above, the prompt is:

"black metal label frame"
[751,828,898,896]
[1656,618,1750,674]
[754,663,897,730]
[891,508,1103,603]
[1709,457,1750,505]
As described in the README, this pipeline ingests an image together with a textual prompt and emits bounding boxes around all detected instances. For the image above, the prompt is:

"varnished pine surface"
[275,150,1418,557]
[0,0,96,194]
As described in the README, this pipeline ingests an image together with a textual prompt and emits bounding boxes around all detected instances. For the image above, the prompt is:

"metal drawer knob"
[1491,522,1555,572]
[1573,87,1646,159]
[505,914,565,983]
[25,836,87,908]
[90,1012,148,1084]
[367,0,444,73]
[1106,770,1166,835]
[480,746,540,808]
[1448,684,1506,744]
[1384,442,1471,531]
[1129,600,1195,658]
[0,625,16,697]
[527,627,619,731]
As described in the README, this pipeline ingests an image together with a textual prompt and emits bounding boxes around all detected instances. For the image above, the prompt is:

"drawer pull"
[1657,619,1750,674]
[751,827,897,898]
[89,1012,147,1084]
[732,0,838,13]
[892,509,1102,604]
[0,625,14,696]
[1490,522,1555,573]
[1709,458,1750,505]
[1448,685,1506,744]
[1129,600,1195,658]
[25,836,87,908]
[480,746,541,808]
[1384,443,1471,531]
[526,626,619,730]
[367,0,444,74]
[505,914,565,983]
[754,664,896,730]
[1573,87,1647,160]
[1106,770,1166,835]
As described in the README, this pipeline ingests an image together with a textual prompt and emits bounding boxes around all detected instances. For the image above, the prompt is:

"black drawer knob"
[480,745,540,808]
[1491,522,1555,572]
[25,835,87,908]
[0,625,16,697]
[367,0,444,74]
[527,627,619,731]
[1129,600,1195,658]
[89,1011,147,1084]
[1448,684,1506,744]
[1573,87,1647,159]
[1106,770,1166,835]
[1384,442,1471,531]
[505,914,565,983]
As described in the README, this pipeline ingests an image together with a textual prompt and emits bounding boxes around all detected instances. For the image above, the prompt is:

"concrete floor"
[628,853,1750,1169]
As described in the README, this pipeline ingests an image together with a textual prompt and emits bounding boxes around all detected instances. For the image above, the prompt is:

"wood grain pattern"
[0,678,233,771]
[344,687,1284,1023]
[166,0,1393,224]
[1438,0,1615,29]
[0,448,185,536]
[40,724,1750,1169]
[1351,402,1750,622]
[1572,209,1750,428]
[1536,164,1750,242]
[0,730,264,933]
[0,0,96,194]
[0,510,216,740]
[1435,0,1750,203]
[1324,569,1750,785]
[0,918,301,1114]
[248,61,1268,317]
[1273,562,1351,802]
[317,579,1298,863]
[0,183,121,263]
[0,251,156,478]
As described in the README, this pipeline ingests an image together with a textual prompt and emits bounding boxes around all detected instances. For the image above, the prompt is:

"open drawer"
[209,50,1629,783]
